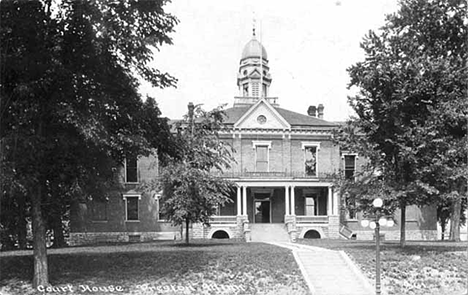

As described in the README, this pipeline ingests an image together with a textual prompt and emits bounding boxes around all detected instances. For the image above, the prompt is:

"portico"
[234,181,339,223]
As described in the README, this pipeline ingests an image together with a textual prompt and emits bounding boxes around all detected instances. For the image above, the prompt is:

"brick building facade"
[69,32,437,245]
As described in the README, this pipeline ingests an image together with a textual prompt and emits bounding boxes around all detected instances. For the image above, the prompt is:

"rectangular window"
[304,146,317,176]
[344,155,356,181]
[91,199,108,221]
[125,155,138,183]
[255,145,269,172]
[156,195,167,221]
[305,196,316,216]
[125,196,139,221]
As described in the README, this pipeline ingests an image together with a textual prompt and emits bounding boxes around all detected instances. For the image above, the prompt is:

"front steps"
[250,223,290,242]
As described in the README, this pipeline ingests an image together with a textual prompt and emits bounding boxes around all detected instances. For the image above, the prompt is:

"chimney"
[188,102,194,120]
[317,104,324,119]
[307,105,317,117]
[188,102,195,133]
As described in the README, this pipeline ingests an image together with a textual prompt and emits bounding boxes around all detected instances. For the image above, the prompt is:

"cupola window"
[243,84,249,96]
[252,82,259,97]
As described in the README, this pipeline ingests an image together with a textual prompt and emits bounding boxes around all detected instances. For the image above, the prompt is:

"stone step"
[250,223,290,242]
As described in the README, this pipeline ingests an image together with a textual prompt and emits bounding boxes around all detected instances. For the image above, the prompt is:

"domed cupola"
[237,29,272,100]
[241,38,268,61]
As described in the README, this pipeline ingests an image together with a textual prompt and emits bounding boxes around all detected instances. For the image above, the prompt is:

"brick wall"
[223,134,338,174]
[70,153,180,238]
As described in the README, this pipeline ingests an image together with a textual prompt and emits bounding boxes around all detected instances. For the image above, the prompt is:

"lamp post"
[360,197,394,295]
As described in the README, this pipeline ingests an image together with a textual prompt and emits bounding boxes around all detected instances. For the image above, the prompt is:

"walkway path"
[269,242,375,295]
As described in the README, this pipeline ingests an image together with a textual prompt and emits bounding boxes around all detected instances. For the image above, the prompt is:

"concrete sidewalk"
[269,242,375,295]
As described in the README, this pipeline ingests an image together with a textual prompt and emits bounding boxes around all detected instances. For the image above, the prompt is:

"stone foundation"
[190,221,242,240]
[297,225,329,239]
[285,215,297,242]
[69,231,181,246]
[328,215,340,239]
[353,230,438,241]
[295,216,340,239]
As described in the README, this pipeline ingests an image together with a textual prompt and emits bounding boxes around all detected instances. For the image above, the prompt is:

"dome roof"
[241,38,268,60]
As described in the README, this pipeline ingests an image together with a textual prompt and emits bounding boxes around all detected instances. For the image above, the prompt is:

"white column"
[242,186,247,216]
[285,186,290,216]
[328,186,333,215]
[237,186,242,216]
[333,189,339,216]
[291,186,296,216]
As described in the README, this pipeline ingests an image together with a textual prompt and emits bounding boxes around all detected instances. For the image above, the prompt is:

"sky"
[140,0,400,122]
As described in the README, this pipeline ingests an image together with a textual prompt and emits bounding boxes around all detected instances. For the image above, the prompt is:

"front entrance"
[254,196,271,223]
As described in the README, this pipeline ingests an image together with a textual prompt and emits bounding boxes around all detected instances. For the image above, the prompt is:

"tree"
[345,0,467,246]
[150,104,235,244]
[1,0,178,287]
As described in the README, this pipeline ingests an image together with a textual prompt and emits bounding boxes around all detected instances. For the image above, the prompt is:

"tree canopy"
[149,104,235,244]
[343,0,467,245]
[1,0,178,287]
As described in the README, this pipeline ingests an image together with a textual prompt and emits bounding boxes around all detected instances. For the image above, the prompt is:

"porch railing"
[213,170,334,181]
[296,215,329,224]
[209,215,237,224]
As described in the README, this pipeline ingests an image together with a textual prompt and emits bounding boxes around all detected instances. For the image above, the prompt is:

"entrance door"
[254,199,270,223]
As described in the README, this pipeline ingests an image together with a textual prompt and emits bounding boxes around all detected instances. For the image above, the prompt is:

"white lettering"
[115,286,124,292]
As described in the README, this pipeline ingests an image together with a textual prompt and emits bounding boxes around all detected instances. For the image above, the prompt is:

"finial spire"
[252,13,256,38]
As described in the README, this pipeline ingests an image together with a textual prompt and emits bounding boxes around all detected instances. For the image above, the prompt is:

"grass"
[0,240,309,295]
[299,239,468,295]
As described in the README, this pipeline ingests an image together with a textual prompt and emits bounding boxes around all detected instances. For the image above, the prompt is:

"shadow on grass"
[0,240,295,287]
[1,250,209,285]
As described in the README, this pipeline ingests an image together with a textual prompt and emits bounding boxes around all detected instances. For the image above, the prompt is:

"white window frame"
[124,156,139,184]
[123,194,141,222]
[252,141,271,172]
[154,193,167,222]
[342,152,358,182]
[301,142,320,177]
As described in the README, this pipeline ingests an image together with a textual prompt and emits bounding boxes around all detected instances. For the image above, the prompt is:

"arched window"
[212,230,230,239]
[304,230,321,239]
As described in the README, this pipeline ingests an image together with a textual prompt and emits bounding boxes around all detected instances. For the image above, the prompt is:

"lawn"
[299,239,468,295]
[0,240,309,295]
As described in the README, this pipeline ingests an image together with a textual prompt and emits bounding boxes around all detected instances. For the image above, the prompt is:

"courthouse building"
[69,32,437,245]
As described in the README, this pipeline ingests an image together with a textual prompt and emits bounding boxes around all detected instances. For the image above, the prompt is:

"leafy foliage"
[1,0,178,285]
[149,105,236,243]
[341,0,467,243]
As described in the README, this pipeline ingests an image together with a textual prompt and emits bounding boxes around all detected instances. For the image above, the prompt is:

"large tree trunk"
[17,193,27,249]
[31,186,49,288]
[449,196,461,241]
[185,218,190,244]
[400,200,406,248]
